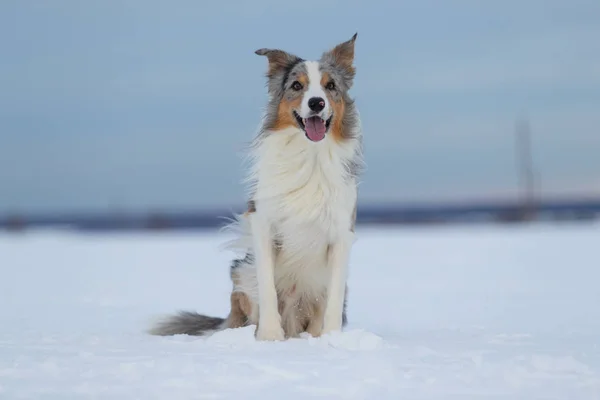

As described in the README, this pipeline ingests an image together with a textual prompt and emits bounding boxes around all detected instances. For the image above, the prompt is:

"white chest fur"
[249,127,357,247]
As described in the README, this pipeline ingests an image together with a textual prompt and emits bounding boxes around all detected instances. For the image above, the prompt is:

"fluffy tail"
[148,311,226,336]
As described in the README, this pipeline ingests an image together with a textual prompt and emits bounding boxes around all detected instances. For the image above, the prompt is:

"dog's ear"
[255,48,302,77]
[321,33,357,74]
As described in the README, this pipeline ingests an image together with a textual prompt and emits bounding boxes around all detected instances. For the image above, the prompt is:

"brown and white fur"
[149,33,363,341]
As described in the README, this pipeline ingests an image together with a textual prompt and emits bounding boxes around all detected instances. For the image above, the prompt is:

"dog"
[149,33,363,341]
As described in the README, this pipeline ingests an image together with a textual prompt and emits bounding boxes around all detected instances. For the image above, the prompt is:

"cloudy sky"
[1,0,599,213]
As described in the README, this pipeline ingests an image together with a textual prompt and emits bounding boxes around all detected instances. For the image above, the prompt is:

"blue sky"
[1,0,599,213]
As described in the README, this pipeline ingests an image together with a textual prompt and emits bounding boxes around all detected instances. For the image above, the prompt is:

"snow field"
[1,222,599,399]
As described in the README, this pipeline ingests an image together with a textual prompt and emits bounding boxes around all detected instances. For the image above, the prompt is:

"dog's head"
[256,33,358,143]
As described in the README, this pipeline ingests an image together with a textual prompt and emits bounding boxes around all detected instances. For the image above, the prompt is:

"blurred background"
[1,0,599,232]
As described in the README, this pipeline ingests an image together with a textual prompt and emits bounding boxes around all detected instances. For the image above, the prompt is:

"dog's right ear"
[255,48,302,77]
[322,33,358,75]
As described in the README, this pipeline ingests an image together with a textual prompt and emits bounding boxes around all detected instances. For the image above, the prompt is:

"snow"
[1,222,600,399]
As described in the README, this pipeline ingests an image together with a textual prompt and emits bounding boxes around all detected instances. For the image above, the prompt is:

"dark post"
[515,116,536,220]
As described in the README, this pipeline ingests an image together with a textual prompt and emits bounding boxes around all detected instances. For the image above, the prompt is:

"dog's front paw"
[255,324,285,341]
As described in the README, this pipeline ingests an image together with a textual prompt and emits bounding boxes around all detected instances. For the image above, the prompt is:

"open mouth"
[293,111,332,142]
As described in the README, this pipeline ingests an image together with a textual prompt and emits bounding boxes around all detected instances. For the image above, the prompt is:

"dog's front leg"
[250,212,284,341]
[322,231,354,334]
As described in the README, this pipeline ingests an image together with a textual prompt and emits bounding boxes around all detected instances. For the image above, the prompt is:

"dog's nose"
[308,97,326,113]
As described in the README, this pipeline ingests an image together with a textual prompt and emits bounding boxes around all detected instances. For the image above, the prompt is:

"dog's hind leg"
[228,255,258,328]
[223,291,253,329]
[305,297,325,337]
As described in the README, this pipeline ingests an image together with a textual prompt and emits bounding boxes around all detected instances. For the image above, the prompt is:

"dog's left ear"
[322,33,358,74]
[255,48,302,78]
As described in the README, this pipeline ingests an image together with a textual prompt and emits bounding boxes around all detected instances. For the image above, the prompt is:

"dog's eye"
[291,81,303,91]
[326,81,336,91]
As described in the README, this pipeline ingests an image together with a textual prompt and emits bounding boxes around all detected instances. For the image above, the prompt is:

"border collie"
[149,33,363,341]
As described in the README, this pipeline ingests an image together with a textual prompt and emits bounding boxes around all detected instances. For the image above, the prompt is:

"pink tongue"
[305,117,326,141]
